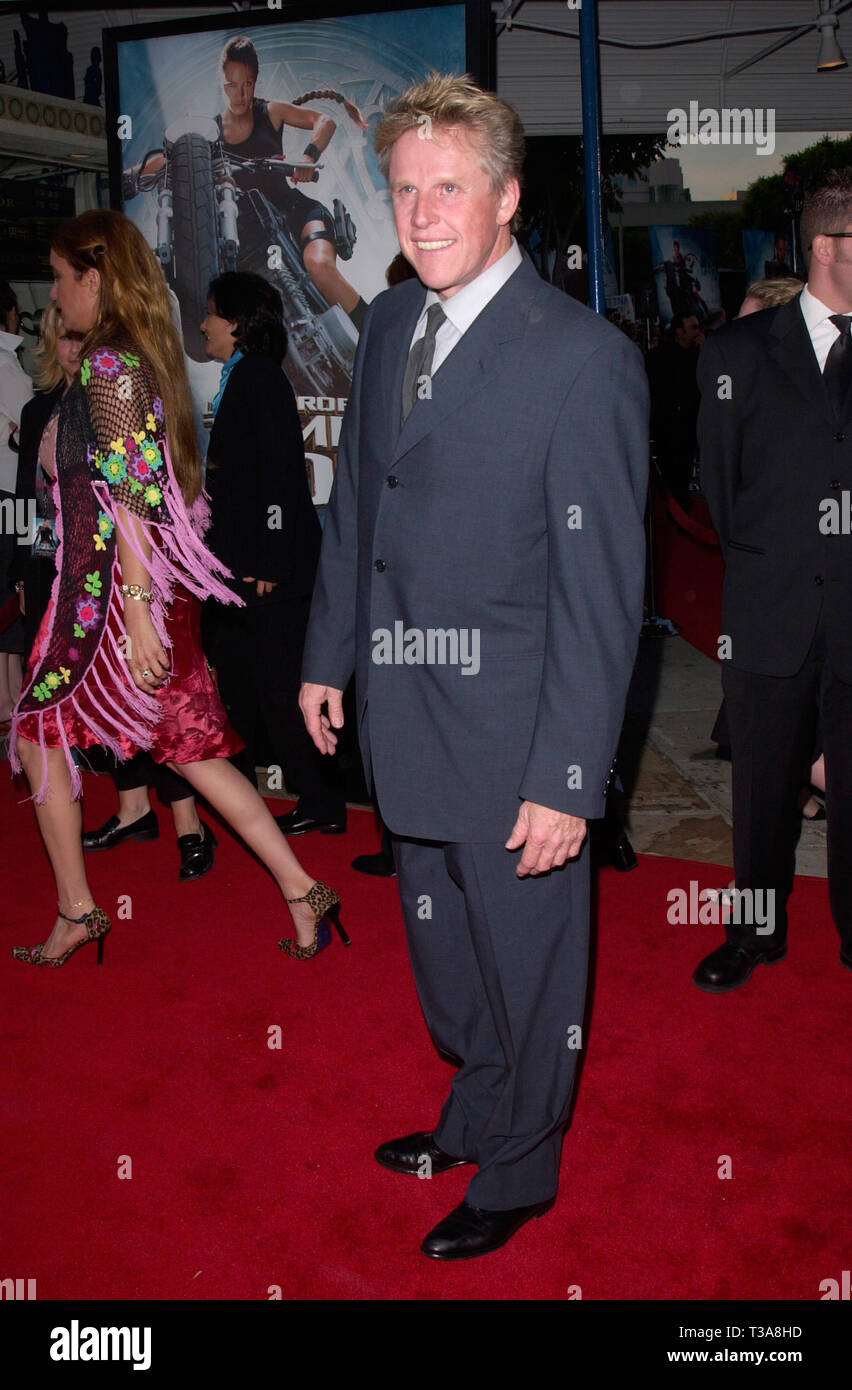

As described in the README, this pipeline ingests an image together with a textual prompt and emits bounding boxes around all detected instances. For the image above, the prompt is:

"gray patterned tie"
[401,302,446,424]
[824,314,852,418]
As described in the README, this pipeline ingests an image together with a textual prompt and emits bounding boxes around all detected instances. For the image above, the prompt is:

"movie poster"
[105,3,476,505]
[742,228,796,287]
[649,225,721,327]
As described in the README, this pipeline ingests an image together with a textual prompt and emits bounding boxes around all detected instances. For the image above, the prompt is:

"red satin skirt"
[16,583,243,764]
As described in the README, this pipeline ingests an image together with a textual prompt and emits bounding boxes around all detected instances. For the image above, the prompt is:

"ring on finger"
[141,667,152,680]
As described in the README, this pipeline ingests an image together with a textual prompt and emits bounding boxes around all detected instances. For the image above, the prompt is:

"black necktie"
[401,302,446,424]
[824,314,852,418]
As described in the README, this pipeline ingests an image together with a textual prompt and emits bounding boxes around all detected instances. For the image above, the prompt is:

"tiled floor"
[622,635,827,878]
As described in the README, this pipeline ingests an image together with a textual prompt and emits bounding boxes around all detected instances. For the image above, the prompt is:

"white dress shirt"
[799,285,852,373]
[0,330,33,493]
[407,237,524,375]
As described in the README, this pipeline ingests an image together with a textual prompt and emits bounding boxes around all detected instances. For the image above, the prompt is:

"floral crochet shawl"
[10,343,238,800]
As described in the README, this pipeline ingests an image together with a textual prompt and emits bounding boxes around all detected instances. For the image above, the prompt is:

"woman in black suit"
[200,271,346,841]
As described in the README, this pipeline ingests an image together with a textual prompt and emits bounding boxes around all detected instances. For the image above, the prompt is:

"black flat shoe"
[82,809,159,851]
[274,806,346,836]
[374,1130,471,1176]
[351,850,396,877]
[421,1199,554,1260]
[177,822,217,882]
[693,939,786,993]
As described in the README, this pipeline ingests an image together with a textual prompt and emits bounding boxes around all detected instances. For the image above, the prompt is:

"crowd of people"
[3,70,850,1261]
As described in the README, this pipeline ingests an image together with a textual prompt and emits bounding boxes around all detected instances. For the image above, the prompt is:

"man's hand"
[299,681,344,754]
[505,801,587,877]
[242,576,278,597]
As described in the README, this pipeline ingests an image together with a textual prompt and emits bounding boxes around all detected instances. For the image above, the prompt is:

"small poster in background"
[649,225,721,326]
[742,229,796,286]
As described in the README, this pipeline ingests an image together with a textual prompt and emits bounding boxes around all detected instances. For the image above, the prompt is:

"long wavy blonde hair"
[50,209,201,502]
[32,302,65,392]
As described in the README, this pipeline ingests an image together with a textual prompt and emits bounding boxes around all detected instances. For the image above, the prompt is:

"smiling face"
[49,250,99,335]
[200,298,237,361]
[388,124,519,299]
[222,60,256,118]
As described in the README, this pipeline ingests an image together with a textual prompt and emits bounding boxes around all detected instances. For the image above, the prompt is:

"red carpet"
[3,770,850,1301]
[653,493,724,662]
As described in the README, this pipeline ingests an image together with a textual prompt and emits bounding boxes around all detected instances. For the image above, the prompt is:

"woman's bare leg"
[0,652,23,721]
[113,785,154,825]
[167,756,324,946]
[170,796,202,838]
[301,224,360,315]
[16,739,99,958]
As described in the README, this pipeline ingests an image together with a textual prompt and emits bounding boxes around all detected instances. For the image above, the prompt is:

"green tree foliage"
[739,134,852,230]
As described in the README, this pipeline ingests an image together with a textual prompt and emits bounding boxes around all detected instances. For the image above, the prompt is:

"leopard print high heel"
[11,905,111,967]
[278,881,349,959]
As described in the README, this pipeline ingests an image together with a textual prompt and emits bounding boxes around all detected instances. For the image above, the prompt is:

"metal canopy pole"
[579,0,605,314]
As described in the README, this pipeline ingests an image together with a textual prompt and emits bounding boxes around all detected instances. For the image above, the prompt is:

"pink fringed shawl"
[10,343,239,801]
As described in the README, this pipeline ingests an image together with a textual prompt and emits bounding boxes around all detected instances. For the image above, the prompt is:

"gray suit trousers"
[392,834,590,1209]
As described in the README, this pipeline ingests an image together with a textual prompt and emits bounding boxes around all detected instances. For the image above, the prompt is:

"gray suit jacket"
[302,254,649,840]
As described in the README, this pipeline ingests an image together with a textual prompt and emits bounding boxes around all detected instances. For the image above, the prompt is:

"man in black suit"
[299,75,648,1258]
[695,168,852,991]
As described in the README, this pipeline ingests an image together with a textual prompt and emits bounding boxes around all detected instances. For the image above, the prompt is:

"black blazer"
[10,385,62,661]
[698,293,852,679]
[204,352,320,606]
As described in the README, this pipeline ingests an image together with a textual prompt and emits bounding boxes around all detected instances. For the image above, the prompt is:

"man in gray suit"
[300,74,649,1259]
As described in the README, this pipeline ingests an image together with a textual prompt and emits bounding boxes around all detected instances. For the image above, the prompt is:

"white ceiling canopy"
[495,1,852,134]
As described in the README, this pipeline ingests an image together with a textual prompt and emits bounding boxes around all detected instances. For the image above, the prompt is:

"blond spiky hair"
[375,72,525,227]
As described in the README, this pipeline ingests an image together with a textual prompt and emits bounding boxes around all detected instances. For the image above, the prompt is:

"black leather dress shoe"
[274,806,346,836]
[177,822,217,882]
[82,809,159,851]
[421,1198,554,1260]
[351,850,396,876]
[374,1130,470,1176]
[693,939,786,993]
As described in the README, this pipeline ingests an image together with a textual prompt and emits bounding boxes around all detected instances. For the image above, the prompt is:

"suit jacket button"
[835,433,845,443]
[375,559,387,572]
[386,475,399,488]
[814,575,824,586]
